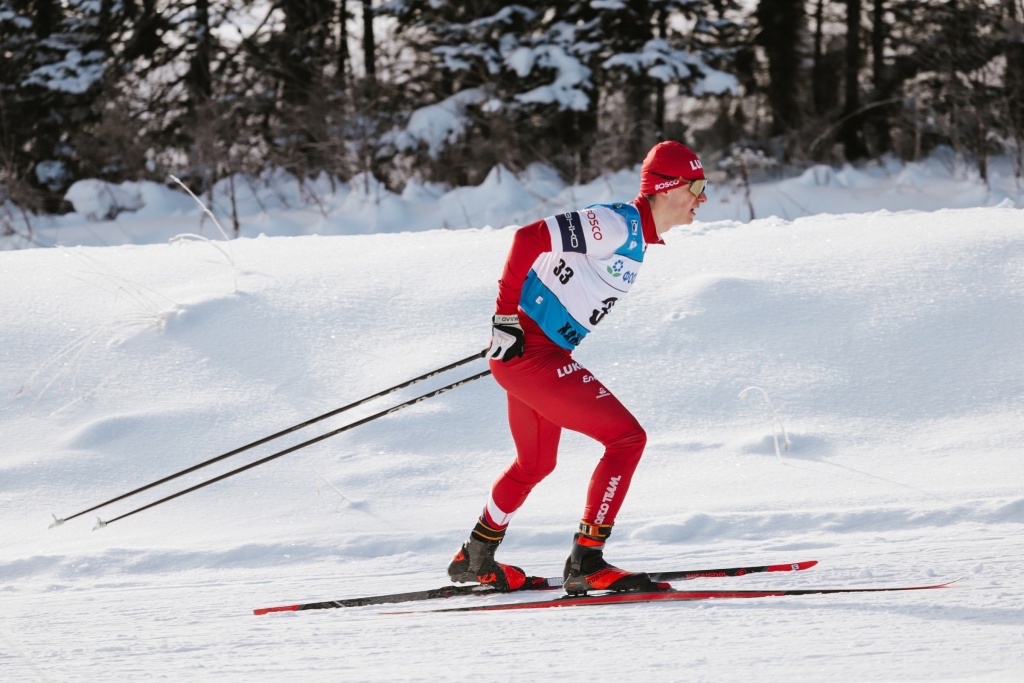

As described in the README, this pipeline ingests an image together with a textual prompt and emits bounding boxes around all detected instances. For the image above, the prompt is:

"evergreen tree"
[839,0,869,160]
[881,0,1011,172]
[0,0,120,210]
[755,0,805,139]
[377,2,551,183]
[379,1,742,185]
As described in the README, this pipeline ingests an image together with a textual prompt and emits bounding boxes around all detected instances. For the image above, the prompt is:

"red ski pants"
[486,319,646,528]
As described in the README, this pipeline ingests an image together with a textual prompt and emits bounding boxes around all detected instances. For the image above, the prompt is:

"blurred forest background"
[2,0,1022,216]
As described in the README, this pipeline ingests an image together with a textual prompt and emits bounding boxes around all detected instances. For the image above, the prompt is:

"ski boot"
[448,518,527,592]
[562,522,655,596]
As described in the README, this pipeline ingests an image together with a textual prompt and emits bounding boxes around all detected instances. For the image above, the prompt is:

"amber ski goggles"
[651,173,707,197]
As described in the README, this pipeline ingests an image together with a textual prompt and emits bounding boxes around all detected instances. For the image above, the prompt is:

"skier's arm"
[494,219,552,316]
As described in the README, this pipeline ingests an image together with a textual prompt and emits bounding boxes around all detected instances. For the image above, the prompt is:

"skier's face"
[656,181,707,234]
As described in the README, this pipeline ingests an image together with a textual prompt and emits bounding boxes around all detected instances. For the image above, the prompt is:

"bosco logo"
[584,209,603,240]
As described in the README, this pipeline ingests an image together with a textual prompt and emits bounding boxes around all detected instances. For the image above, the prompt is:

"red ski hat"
[639,141,705,195]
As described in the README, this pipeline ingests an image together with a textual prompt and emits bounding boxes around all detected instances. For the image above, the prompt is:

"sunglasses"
[685,178,707,197]
[651,173,707,197]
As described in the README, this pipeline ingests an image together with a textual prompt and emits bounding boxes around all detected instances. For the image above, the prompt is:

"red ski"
[254,559,817,615]
[396,580,958,614]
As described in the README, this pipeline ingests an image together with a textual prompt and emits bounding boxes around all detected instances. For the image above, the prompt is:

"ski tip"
[254,604,301,616]
[767,560,818,572]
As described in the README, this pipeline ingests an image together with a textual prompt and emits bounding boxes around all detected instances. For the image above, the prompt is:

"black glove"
[488,314,525,361]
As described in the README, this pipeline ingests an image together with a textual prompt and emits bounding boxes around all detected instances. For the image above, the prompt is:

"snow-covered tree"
[0,0,119,209]
[380,1,742,184]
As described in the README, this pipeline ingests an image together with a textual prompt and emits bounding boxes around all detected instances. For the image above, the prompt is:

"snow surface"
[2,155,1024,681]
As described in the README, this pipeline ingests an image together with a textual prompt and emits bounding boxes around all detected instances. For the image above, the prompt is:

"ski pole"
[50,349,487,528]
[91,367,492,529]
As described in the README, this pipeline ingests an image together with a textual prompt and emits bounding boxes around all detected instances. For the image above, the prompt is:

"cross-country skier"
[447,140,709,595]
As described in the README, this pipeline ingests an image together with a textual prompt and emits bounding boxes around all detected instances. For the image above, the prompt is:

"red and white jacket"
[495,196,663,349]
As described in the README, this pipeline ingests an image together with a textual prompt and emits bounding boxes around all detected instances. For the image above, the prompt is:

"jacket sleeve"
[494,219,553,316]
